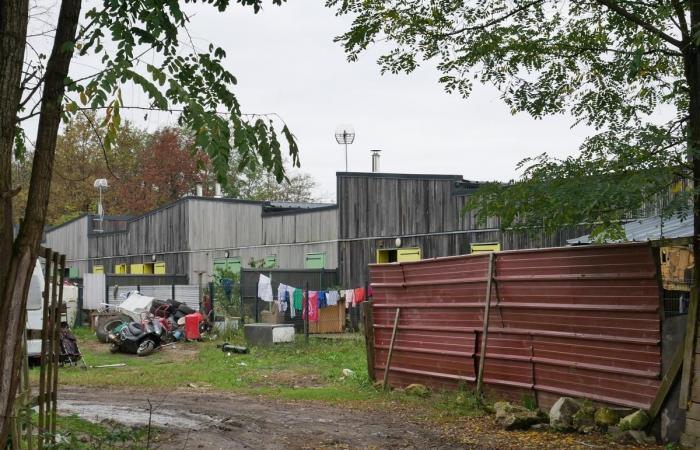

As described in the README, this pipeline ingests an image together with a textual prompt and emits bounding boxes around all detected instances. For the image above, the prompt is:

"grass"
[44,327,486,418]
[11,412,152,449]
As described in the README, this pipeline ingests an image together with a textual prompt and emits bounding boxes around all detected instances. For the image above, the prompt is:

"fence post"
[50,254,66,441]
[76,284,83,328]
[362,301,376,382]
[476,252,496,398]
[209,281,216,323]
[37,247,52,450]
[305,282,309,344]
[171,283,176,303]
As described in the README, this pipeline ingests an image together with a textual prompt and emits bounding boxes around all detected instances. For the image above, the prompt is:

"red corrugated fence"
[369,243,662,409]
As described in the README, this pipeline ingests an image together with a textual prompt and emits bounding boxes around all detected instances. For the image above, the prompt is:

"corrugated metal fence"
[369,243,663,409]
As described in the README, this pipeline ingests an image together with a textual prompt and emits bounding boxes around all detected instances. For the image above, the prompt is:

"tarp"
[117,292,154,321]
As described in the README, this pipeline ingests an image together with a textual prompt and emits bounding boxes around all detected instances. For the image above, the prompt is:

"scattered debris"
[217,343,249,354]
[91,363,127,369]
[341,368,355,377]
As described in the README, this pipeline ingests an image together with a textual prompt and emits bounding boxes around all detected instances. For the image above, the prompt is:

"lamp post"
[334,125,355,172]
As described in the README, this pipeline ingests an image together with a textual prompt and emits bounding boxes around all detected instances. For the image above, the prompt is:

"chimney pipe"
[195,182,203,197]
[371,149,381,173]
[214,182,222,198]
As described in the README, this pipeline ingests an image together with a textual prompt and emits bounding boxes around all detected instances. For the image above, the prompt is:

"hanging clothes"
[276,283,286,312]
[277,284,289,313]
[354,287,366,305]
[344,289,355,308]
[318,291,328,309]
[326,290,340,306]
[307,291,319,322]
[292,288,303,312]
[283,290,291,314]
[257,274,273,302]
[286,285,296,318]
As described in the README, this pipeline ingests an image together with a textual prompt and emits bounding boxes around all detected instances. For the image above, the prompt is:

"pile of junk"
[95,291,210,356]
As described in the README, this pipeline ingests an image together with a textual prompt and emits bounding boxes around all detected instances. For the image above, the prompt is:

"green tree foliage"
[225,154,318,202]
[0,0,297,444]
[327,1,696,238]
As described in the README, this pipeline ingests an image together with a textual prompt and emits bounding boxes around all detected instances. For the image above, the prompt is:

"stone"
[627,430,656,445]
[530,423,550,431]
[572,404,596,433]
[608,426,633,444]
[342,368,355,377]
[594,407,619,428]
[618,410,650,431]
[405,383,430,397]
[549,397,582,431]
[493,401,547,431]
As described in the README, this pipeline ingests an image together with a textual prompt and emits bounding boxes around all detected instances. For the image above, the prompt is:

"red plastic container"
[184,312,203,340]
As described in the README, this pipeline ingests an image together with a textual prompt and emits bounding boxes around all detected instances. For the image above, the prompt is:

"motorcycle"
[107,318,165,356]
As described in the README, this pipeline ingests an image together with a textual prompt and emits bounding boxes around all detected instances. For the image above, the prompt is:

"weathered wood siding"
[44,215,89,276]
[187,200,338,281]
[87,201,190,274]
[337,172,578,287]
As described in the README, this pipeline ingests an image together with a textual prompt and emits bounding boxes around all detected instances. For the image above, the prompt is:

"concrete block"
[244,323,295,346]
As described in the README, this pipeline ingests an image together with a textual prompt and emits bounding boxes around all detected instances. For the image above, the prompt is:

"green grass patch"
[11,412,152,449]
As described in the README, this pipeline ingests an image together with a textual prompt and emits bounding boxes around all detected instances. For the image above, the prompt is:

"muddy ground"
[59,386,463,450]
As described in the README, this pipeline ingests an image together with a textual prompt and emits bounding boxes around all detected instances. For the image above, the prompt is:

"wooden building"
[45,198,338,283]
[44,171,583,287]
[336,172,583,287]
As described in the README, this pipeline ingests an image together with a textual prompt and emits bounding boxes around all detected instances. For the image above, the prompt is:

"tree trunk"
[0,0,81,446]
[0,0,30,446]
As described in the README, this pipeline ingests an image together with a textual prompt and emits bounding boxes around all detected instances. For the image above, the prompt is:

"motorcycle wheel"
[136,339,156,357]
[109,343,120,354]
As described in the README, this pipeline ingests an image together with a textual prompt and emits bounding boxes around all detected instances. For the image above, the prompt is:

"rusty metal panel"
[369,243,662,409]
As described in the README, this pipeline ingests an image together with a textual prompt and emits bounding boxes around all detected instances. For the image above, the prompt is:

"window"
[114,264,127,274]
[264,255,277,269]
[64,267,79,278]
[376,247,421,263]
[470,242,501,254]
[304,252,326,269]
[214,257,241,275]
[93,265,104,274]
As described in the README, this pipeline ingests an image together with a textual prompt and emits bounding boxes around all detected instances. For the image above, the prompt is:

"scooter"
[107,318,165,356]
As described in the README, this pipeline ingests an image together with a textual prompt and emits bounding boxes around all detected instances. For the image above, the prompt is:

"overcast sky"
[61,1,595,202]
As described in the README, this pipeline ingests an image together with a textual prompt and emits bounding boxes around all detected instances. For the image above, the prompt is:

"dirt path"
[59,386,463,450]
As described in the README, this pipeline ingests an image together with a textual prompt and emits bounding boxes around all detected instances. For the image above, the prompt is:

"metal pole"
[476,252,496,397]
[344,142,348,172]
[383,307,401,390]
[305,282,309,344]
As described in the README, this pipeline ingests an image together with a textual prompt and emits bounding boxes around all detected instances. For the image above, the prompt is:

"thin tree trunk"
[0,0,81,446]
[0,0,30,446]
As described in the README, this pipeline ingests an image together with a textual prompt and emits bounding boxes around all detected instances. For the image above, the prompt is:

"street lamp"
[334,124,355,172]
